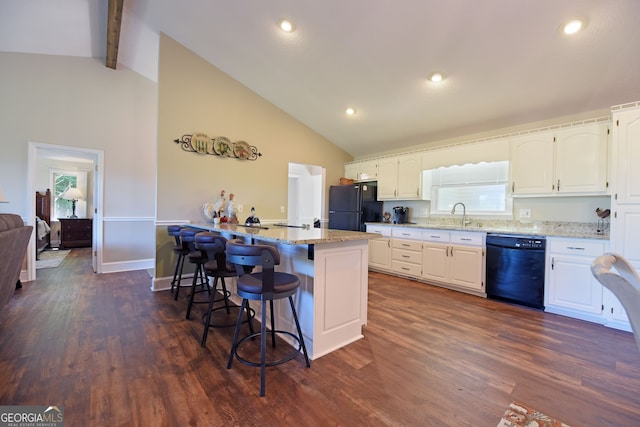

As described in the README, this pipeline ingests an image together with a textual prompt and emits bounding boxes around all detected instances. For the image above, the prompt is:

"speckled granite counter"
[190,221,381,245]
[365,220,609,240]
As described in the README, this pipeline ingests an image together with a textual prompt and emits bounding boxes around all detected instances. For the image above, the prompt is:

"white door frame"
[27,142,104,280]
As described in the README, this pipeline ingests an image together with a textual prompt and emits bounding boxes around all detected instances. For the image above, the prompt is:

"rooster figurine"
[595,208,611,219]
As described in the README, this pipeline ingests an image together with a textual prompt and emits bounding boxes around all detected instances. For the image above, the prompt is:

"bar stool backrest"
[167,225,183,246]
[226,239,281,295]
[196,233,228,266]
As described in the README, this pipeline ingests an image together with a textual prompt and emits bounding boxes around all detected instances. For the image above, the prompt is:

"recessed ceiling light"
[278,18,295,33]
[429,72,444,83]
[346,108,356,116]
[562,18,584,35]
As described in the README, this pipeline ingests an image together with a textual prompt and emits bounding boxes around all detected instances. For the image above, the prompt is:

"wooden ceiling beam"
[106,0,124,69]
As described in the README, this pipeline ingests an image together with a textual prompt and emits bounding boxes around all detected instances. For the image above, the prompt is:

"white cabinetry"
[366,224,391,271]
[378,155,422,200]
[608,105,640,332]
[422,230,485,295]
[612,107,640,204]
[545,238,607,324]
[344,159,378,181]
[510,122,609,196]
[510,131,554,195]
[391,227,422,277]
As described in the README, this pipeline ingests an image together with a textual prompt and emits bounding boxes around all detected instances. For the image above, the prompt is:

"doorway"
[27,142,104,281]
[288,163,325,227]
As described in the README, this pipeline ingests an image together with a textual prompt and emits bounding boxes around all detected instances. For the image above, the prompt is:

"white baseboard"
[101,258,155,274]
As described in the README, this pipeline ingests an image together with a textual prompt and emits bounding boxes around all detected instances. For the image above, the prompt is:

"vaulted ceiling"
[2,0,640,157]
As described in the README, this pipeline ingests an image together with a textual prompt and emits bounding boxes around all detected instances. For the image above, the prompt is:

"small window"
[429,161,512,217]
[50,169,88,220]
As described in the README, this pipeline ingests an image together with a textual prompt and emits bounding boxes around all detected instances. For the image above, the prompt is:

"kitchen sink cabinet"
[510,121,609,196]
[422,230,485,294]
[545,238,607,324]
[344,159,378,181]
[377,155,422,200]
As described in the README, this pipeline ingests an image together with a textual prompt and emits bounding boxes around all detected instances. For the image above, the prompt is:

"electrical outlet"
[519,208,531,219]
[419,208,428,216]
[237,204,243,213]
[280,206,285,213]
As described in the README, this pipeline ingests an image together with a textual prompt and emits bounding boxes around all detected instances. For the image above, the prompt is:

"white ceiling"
[2,0,640,157]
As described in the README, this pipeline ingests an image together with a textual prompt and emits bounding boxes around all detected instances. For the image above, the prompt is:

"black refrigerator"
[328,182,383,231]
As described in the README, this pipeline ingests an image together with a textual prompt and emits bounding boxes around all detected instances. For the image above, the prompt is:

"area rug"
[497,402,570,427]
[36,250,70,269]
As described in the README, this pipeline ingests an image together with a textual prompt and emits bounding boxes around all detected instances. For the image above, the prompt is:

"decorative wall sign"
[174,133,262,160]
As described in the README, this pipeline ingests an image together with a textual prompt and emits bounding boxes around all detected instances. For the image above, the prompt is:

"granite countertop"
[189,221,381,245]
[366,220,609,240]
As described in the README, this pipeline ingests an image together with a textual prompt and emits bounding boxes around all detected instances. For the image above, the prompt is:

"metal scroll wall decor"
[174,133,262,161]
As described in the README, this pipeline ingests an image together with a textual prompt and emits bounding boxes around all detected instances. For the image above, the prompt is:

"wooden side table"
[59,218,93,248]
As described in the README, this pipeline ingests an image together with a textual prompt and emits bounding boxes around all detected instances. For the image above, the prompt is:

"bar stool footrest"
[202,304,255,329]
[234,330,304,367]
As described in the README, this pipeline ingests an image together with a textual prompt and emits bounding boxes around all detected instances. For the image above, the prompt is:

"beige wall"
[155,34,352,278]
[157,34,352,223]
[0,52,158,269]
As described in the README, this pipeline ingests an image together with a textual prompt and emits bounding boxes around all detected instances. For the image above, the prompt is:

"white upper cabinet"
[510,121,609,196]
[612,107,640,204]
[344,159,378,181]
[378,154,423,200]
[555,123,609,193]
[510,131,555,194]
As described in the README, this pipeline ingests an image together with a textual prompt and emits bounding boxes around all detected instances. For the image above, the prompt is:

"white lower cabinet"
[391,238,422,277]
[422,230,485,294]
[545,237,608,324]
[366,225,391,271]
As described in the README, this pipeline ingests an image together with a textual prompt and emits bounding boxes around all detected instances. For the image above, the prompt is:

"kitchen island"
[189,222,381,360]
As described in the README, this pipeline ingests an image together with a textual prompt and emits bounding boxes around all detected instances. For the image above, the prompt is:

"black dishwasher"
[486,234,546,309]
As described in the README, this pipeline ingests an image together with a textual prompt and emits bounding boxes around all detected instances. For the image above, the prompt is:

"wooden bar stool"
[225,238,310,397]
[196,233,255,346]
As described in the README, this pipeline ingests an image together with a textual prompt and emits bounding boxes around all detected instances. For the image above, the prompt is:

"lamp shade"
[62,187,83,201]
[0,184,8,203]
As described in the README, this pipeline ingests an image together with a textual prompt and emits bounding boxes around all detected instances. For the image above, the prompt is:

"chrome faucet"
[451,202,467,228]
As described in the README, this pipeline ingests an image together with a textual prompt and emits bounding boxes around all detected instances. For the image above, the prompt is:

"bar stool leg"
[201,277,220,346]
[227,299,248,368]
[269,300,276,348]
[289,296,311,367]
[170,252,183,293]
[174,255,186,301]
[260,299,268,397]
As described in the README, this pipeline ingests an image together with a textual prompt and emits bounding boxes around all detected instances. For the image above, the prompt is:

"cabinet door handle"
[557,179,560,191]
[402,255,410,258]
[460,237,471,241]
[512,182,515,192]
[566,246,585,251]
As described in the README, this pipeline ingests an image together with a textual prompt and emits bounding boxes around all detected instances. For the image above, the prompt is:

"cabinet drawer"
[392,247,422,264]
[548,238,605,257]
[366,225,391,237]
[392,238,422,251]
[450,231,485,247]
[392,227,423,240]
[391,260,422,276]
[422,229,450,243]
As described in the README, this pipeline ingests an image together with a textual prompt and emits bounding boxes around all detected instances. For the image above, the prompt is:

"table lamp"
[62,187,83,218]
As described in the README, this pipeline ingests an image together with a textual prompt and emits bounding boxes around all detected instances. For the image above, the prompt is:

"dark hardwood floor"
[2,248,640,426]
